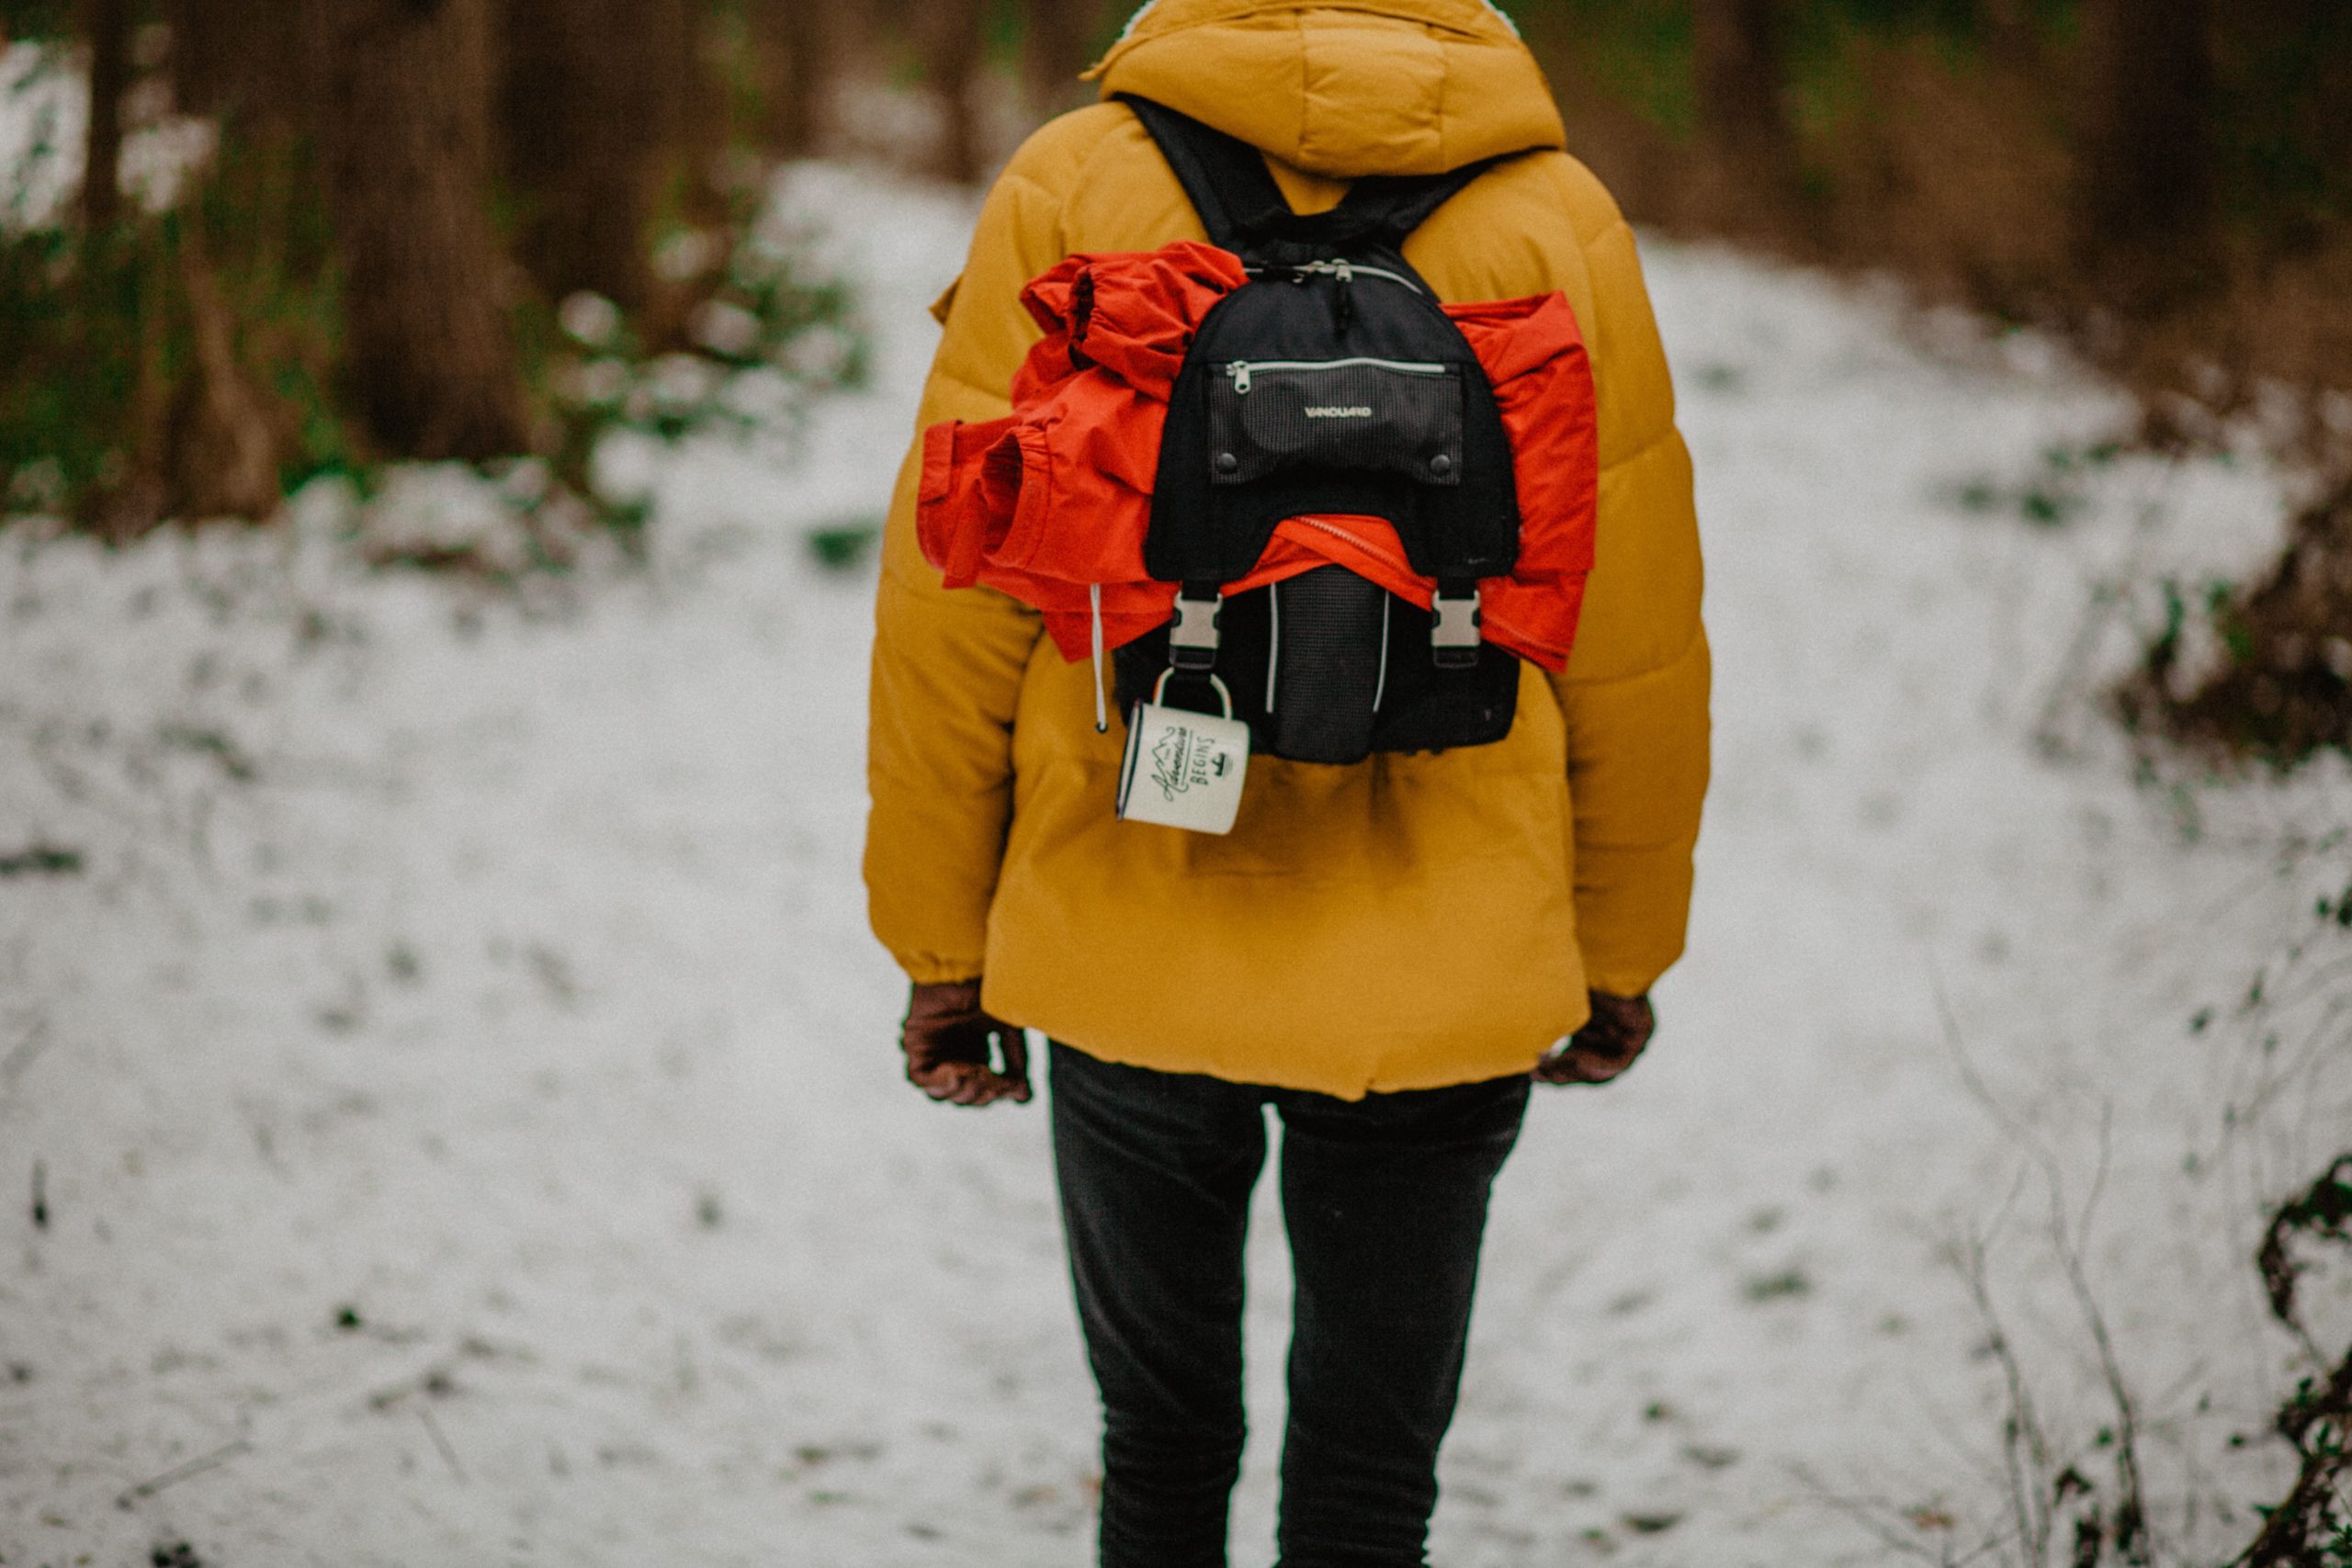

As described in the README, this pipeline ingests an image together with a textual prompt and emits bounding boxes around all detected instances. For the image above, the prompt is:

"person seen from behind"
[865,2,1709,1563]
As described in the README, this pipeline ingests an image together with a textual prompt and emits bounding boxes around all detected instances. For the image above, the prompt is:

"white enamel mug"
[1116,671,1251,835]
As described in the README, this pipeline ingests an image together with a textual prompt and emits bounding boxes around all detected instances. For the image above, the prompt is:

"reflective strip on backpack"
[1222,356,1449,394]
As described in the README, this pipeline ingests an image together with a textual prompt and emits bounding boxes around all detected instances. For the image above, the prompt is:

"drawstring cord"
[1090,583,1109,733]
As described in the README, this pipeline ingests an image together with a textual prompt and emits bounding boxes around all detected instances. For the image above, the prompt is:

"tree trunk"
[78,0,130,232]
[2075,0,2213,277]
[499,0,725,314]
[318,0,527,461]
[919,0,989,186]
[166,210,284,521]
[1978,0,2039,68]
[1023,0,1104,118]
[657,0,730,229]
[500,0,661,312]
[168,0,311,126]
[752,0,832,156]
[1691,0,1798,228]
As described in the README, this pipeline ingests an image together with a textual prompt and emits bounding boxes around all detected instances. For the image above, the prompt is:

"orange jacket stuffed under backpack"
[916,240,1600,673]
[864,0,1711,1098]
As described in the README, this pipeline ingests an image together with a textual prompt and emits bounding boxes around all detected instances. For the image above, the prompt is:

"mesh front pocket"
[1266,567,1386,764]
[1207,361,1464,488]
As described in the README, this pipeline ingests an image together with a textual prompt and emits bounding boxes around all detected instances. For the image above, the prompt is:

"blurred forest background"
[2,10,2348,1564]
[0,0,2347,761]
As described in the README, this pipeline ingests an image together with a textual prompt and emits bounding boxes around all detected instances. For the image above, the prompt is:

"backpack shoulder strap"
[1122,94,1521,255]
[1329,155,1518,247]
[1120,96,1294,251]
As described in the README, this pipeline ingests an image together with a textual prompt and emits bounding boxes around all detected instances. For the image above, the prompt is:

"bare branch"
[115,1439,253,1508]
[1792,1461,1992,1567]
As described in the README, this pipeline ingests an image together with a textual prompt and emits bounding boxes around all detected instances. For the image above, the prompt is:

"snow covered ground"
[3,164,2349,1568]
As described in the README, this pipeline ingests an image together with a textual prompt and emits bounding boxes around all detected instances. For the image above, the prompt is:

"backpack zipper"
[1246,261,1425,296]
[1225,356,1450,394]
[1286,514,1377,552]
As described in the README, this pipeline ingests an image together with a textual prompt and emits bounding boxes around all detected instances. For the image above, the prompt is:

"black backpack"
[1112,96,1527,766]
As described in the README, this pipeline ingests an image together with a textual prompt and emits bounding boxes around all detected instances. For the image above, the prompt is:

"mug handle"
[1151,668,1235,720]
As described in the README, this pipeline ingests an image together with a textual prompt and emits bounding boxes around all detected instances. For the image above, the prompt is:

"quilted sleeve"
[863,150,1074,984]
[1544,177,1713,999]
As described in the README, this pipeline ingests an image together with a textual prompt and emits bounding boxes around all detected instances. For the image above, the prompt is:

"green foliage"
[524,189,867,543]
[0,122,350,525]
[1,61,865,550]
[1511,0,1697,137]
[0,1,73,43]
[805,519,881,573]
[0,842,82,877]
[2125,485,2352,768]
[1741,1267,1813,1302]
[0,225,130,513]
[2207,6,2352,232]
[984,0,1028,66]
[1510,0,2077,144]
[1512,0,2352,254]
[1948,444,2119,531]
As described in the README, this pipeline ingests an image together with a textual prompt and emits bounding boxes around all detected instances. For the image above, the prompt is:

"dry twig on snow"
[2233,1152,2352,1567]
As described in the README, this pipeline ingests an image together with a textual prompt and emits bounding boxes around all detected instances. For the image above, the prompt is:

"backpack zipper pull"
[1333,260,1355,334]
[1229,362,1252,394]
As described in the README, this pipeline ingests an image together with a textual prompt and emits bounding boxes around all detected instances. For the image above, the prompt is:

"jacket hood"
[1091,0,1564,177]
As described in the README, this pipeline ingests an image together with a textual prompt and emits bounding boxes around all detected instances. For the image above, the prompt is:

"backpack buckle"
[1431,588,1481,670]
[1169,588,1224,671]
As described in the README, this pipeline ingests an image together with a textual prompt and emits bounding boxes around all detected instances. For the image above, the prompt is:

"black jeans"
[1048,1042,1531,1568]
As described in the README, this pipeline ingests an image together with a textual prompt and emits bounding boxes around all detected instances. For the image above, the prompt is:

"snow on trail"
[3,166,2347,1568]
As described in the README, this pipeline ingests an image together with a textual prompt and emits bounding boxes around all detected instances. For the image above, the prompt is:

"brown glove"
[901,980,1032,1107]
[1534,991,1655,1086]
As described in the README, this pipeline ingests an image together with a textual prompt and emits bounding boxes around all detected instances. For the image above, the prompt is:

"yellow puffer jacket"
[864,0,1709,1098]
